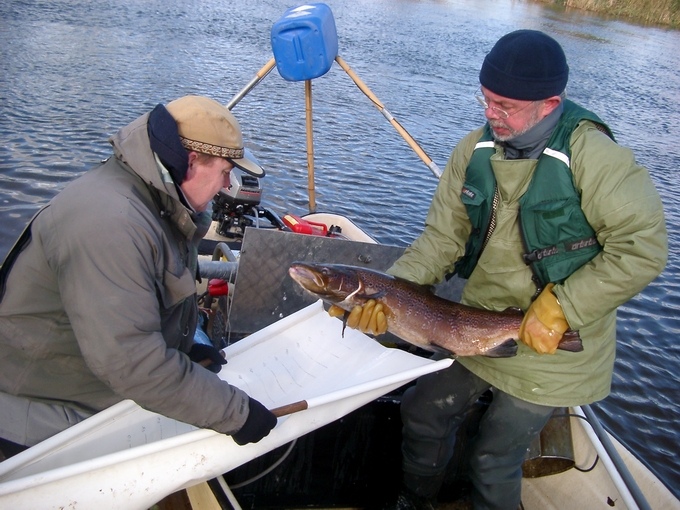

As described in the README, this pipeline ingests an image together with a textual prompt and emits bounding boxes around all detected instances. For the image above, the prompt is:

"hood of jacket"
[108,111,178,201]
[108,110,210,241]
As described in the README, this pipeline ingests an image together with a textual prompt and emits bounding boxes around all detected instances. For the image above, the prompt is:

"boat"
[0,298,454,510]
[1,4,678,509]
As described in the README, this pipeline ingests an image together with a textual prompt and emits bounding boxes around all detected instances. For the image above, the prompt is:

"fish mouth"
[288,262,332,296]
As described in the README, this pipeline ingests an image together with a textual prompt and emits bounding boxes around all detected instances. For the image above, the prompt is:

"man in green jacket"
[341,30,667,509]
[0,96,277,457]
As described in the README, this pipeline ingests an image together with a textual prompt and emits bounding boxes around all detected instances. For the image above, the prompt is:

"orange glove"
[328,299,388,336]
[519,283,569,354]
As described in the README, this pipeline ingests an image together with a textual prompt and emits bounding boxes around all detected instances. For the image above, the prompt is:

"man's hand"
[232,398,277,445]
[519,283,569,354]
[327,299,388,336]
[188,343,227,373]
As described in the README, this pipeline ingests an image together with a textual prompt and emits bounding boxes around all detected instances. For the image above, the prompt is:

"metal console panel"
[228,228,406,337]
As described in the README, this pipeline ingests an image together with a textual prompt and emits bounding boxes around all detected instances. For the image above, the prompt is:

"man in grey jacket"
[0,95,277,457]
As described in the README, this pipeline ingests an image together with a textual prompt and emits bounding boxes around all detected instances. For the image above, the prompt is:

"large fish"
[288,261,583,358]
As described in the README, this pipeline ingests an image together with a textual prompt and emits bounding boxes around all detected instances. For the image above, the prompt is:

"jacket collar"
[500,102,564,160]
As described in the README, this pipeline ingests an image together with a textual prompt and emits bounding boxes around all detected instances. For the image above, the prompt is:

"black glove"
[188,343,227,374]
[232,398,277,445]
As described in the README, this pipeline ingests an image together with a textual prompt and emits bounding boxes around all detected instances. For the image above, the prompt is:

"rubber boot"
[385,472,445,510]
[390,487,437,510]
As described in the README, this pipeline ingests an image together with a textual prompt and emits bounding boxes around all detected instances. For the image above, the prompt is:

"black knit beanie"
[479,30,569,101]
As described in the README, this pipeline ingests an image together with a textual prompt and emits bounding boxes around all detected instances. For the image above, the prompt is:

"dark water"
[1,0,679,498]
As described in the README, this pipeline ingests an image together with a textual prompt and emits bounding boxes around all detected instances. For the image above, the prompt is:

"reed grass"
[534,0,680,28]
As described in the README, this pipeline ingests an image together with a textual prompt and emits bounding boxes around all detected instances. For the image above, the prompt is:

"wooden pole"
[305,79,317,212]
[334,55,442,179]
[226,58,277,110]
[185,482,222,510]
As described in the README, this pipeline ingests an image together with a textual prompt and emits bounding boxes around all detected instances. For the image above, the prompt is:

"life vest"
[454,100,614,288]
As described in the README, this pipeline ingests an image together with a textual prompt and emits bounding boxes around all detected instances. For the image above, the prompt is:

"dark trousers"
[400,361,555,510]
[0,438,29,460]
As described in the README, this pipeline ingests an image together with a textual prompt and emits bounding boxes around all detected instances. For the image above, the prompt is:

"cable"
[550,412,600,472]
[230,439,298,489]
[212,439,298,510]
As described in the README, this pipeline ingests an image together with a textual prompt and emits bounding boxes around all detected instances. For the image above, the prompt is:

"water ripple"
[1,0,679,498]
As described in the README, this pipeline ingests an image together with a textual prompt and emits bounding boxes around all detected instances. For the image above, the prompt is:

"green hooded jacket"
[388,117,667,407]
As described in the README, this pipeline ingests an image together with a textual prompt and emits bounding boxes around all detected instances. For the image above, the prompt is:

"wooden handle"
[257,57,276,79]
[270,400,309,417]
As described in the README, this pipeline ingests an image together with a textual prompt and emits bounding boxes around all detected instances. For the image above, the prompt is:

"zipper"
[517,208,544,300]
[479,184,499,256]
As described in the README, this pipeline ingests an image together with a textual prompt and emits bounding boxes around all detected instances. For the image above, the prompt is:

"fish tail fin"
[557,329,584,352]
[483,339,518,358]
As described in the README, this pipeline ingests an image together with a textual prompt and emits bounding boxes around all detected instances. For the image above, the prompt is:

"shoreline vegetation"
[533,0,680,28]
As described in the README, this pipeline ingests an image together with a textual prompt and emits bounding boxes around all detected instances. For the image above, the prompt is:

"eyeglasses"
[474,88,535,119]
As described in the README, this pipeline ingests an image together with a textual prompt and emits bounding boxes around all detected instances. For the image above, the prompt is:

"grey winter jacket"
[0,111,251,436]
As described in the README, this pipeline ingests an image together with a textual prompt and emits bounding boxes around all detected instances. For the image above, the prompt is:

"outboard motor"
[211,149,286,238]
[211,167,264,237]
